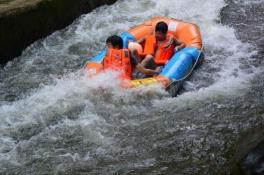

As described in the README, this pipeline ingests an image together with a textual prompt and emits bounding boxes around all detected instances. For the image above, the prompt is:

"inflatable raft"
[85,16,204,97]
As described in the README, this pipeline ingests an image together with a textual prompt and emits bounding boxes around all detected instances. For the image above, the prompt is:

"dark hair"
[106,35,123,49]
[155,21,168,34]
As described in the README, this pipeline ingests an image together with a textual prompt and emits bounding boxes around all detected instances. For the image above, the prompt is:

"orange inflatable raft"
[85,16,204,96]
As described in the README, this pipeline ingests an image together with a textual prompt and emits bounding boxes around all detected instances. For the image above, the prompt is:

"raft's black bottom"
[166,81,183,97]
[166,51,204,97]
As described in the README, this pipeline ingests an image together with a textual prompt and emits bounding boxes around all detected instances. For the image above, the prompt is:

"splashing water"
[0,0,263,174]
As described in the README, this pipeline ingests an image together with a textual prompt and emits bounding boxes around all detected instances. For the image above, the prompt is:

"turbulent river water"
[0,0,264,174]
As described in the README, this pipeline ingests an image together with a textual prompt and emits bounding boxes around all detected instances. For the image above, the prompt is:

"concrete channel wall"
[0,0,117,65]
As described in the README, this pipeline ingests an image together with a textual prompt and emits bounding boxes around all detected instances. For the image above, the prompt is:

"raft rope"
[165,46,204,89]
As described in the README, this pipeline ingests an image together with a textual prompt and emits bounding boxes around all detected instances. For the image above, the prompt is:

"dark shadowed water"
[0,0,263,174]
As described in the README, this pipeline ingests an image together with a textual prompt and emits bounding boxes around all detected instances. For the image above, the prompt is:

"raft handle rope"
[165,46,204,90]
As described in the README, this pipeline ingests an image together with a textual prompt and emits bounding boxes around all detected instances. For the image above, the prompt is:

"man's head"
[106,35,123,49]
[155,21,168,41]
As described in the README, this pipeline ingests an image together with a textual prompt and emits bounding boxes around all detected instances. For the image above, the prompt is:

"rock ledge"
[0,0,117,65]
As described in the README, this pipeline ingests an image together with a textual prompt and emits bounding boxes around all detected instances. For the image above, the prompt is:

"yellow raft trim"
[130,77,159,87]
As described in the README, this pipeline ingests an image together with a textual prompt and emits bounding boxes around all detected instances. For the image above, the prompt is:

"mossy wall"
[0,0,117,65]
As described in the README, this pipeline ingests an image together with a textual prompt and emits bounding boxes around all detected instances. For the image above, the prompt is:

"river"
[0,0,263,174]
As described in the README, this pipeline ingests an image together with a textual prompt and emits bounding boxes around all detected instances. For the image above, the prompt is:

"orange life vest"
[144,33,175,65]
[103,48,133,80]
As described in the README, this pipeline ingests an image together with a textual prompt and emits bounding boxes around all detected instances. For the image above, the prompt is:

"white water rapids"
[0,0,263,174]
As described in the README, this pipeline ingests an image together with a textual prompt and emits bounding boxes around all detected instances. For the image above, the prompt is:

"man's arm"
[136,63,160,76]
[173,38,185,51]
[130,50,160,76]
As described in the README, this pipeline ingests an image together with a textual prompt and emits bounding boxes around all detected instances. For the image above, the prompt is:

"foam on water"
[0,0,261,174]
[0,0,254,146]
[0,66,166,161]
[80,0,257,89]
[1,0,258,101]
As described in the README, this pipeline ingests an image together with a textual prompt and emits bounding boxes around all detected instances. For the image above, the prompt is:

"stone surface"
[0,0,117,65]
[0,0,42,15]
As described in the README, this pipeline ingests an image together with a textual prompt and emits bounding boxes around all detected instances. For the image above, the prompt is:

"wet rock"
[239,140,264,175]
[0,0,117,65]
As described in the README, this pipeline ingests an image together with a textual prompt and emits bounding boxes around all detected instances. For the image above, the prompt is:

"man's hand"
[154,66,162,74]
[174,46,180,52]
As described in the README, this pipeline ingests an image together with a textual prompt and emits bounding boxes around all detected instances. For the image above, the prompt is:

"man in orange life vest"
[141,21,185,68]
[103,35,161,80]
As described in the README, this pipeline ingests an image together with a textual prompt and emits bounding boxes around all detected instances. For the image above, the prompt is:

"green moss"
[0,0,117,65]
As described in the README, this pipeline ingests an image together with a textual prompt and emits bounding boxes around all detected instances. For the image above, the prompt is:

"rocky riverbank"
[0,0,117,65]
